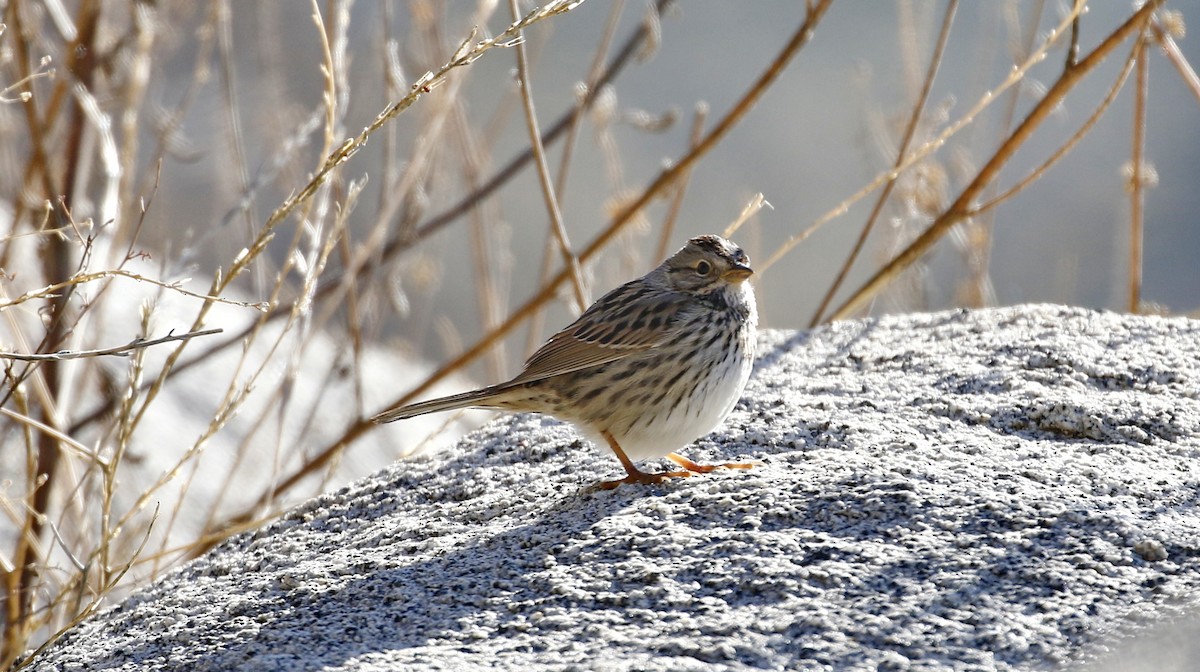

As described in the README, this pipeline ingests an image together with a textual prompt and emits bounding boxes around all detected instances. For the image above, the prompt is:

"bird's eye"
[695,260,712,275]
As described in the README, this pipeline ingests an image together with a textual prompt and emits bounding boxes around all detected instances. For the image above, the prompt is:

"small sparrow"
[373,234,758,489]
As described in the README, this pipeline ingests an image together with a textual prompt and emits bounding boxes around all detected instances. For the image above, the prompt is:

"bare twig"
[809,0,957,327]
[970,36,1141,218]
[723,193,771,240]
[758,1,1091,278]
[0,269,269,312]
[955,0,1048,309]
[1065,2,1081,69]
[5,3,102,661]
[214,0,262,292]
[262,0,587,248]
[655,103,708,262]
[0,328,223,361]
[826,0,1163,322]
[401,0,674,250]
[0,407,98,462]
[1129,31,1149,313]
[508,0,589,312]
[63,0,676,427]
[527,0,627,355]
[12,505,160,671]
[1150,16,1200,107]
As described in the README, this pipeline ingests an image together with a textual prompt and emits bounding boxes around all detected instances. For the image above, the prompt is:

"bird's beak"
[722,264,753,283]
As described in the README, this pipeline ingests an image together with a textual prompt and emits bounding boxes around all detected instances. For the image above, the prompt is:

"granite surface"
[27,305,1200,671]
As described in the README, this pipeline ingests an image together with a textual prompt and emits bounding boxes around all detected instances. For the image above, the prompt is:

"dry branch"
[0,328,223,362]
[809,0,958,327]
[825,0,1163,322]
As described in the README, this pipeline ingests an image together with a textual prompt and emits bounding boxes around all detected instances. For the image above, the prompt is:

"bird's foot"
[595,431,754,490]
[667,452,756,473]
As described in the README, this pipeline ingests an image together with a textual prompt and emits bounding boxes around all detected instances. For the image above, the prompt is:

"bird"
[372,234,758,489]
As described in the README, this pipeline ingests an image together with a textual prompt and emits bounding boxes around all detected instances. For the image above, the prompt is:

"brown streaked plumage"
[373,234,758,489]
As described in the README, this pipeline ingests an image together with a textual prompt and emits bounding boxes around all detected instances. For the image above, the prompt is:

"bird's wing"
[507,282,688,385]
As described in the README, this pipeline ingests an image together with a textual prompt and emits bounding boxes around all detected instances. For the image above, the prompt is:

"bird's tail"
[370,386,505,424]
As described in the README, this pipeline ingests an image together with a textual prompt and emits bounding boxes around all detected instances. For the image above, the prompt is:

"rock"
[25,305,1200,671]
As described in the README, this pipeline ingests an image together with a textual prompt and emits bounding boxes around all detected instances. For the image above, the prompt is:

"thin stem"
[963,0,1047,308]
[809,0,956,327]
[527,0,626,355]
[65,1,674,439]
[0,269,269,312]
[655,103,708,262]
[826,0,1162,322]
[0,329,224,361]
[5,1,101,660]
[759,0,1091,277]
[970,35,1141,217]
[508,0,589,312]
[402,0,676,251]
[1129,33,1148,313]
[1149,18,1200,107]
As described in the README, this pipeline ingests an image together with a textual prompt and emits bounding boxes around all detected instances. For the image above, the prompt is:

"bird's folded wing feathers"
[508,285,687,385]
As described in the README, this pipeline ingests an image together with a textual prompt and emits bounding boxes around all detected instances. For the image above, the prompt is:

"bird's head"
[661,234,753,293]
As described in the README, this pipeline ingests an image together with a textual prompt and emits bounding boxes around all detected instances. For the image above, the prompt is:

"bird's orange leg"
[596,431,692,490]
[667,452,756,473]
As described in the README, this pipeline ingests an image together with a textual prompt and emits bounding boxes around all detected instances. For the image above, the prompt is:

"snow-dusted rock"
[27,305,1200,671]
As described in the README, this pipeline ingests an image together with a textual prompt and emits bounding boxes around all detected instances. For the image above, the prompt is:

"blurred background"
[123,2,1200,333]
[1,0,1197,662]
